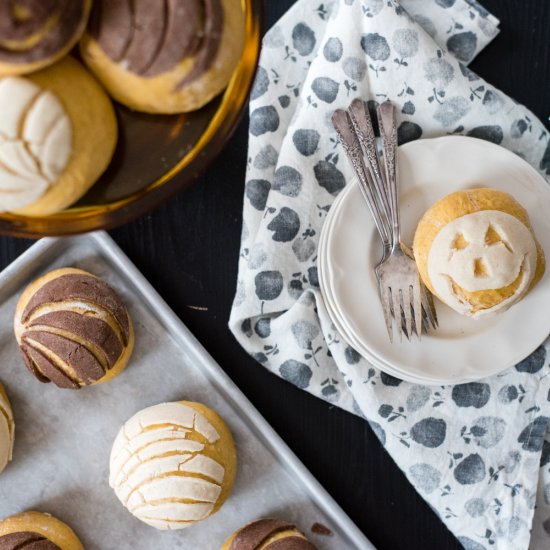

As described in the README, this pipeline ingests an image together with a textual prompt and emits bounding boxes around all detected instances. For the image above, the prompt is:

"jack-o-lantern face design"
[428,210,537,317]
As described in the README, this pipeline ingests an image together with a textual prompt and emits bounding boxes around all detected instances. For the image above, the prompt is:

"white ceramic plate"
[319,136,550,384]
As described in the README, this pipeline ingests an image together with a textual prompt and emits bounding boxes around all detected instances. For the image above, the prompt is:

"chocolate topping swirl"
[30,311,123,368]
[0,0,88,65]
[22,274,130,344]
[89,0,223,88]
[0,531,60,550]
[230,519,317,550]
[19,272,130,389]
[265,539,316,550]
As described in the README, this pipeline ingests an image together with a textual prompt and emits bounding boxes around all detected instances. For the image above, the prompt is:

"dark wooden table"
[2,2,549,548]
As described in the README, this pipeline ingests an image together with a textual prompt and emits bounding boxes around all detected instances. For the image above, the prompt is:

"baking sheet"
[0,232,374,550]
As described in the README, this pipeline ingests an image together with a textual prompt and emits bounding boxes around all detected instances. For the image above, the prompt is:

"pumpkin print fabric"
[229,1,550,548]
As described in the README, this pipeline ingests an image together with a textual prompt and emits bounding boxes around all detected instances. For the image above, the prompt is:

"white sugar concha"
[0,383,14,473]
[0,76,72,211]
[109,401,237,530]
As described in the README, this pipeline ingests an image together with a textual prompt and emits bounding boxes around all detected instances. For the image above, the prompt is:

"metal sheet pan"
[0,232,375,550]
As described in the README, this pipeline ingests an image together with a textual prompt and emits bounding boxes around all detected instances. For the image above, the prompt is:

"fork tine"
[421,285,438,329]
[390,287,404,342]
[401,287,412,341]
[427,291,439,327]
[379,283,393,343]
[412,280,423,338]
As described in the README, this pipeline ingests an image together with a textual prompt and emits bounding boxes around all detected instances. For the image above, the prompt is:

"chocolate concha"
[0,531,60,550]
[14,267,133,389]
[0,0,92,76]
[110,401,237,530]
[0,512,83,550]
[80,0,246,113]
[221,518,318,550]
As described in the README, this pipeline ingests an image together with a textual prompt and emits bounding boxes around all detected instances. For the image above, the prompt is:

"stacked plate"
[319,136,550,385]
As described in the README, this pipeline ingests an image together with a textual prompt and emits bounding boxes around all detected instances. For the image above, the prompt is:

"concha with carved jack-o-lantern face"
[413,188,545,318]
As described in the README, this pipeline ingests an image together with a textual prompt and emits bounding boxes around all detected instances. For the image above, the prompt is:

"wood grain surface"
[0,2,548,548]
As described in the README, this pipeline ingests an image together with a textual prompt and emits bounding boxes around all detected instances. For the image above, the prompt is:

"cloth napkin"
[229,1,550,548]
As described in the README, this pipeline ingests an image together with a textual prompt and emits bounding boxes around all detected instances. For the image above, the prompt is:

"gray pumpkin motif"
[515,345,546,373]
[254,318,271,338]
[267,208,301,242]
[311,77,340,103]
[447,32,478,63]
[423,58,455,88]
[344,346,361,364]
[452,382,491,408]
[392,28,419,59]
[250,106,280,136]
[246,180,271,210]
[279,359,313,388]
[292,23,316,56]
[293,129,320,157]
[314,161,346,195]
[406,386,431,412]
[342,57,367,81]
[254,271,283,301]
[291,320,320,349]
[454,454,486,485]
[517,416,550,452]
[409,463,441,493]
[360,33,390,61]
[323,37,343,62]
[251,66,269,100]
[470,417,506,449]
[273,166,303,197]
[248,244,268,269]
[411,418,446,448]
[467,125,504,144]
[465,498,486,518]
[254,145,278,169]
[433,96,470,127]
[398,121,422,144]
[292,237,316,262]
[308,266,319,287]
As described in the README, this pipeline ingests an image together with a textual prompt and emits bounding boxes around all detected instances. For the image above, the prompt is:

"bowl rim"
[0,0,264,238]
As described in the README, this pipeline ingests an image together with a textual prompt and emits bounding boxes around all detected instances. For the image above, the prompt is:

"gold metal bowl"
[0,0,263,237]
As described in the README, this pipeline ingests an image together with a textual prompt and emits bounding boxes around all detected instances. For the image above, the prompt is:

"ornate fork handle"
[331,109,391,249]
[348,98,393,232]
[377,101,400,247]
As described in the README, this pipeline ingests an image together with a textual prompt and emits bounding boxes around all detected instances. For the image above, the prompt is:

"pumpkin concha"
[413,188,545,318]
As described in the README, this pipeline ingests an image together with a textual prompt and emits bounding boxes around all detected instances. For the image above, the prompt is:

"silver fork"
[332,100,437,342]
[375,100,437,341]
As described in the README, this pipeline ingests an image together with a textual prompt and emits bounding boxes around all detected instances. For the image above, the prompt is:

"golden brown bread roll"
[0,0,91,76]
[0,511,83,550]
[80,0,246,113]
[110,401,237,530]
[413,188,545,317]
[221,518,317,549]
[0,56,117,215]
[14,267,134,389]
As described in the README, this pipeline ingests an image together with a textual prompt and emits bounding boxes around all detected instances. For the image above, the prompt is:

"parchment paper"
[0,237,360,550]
